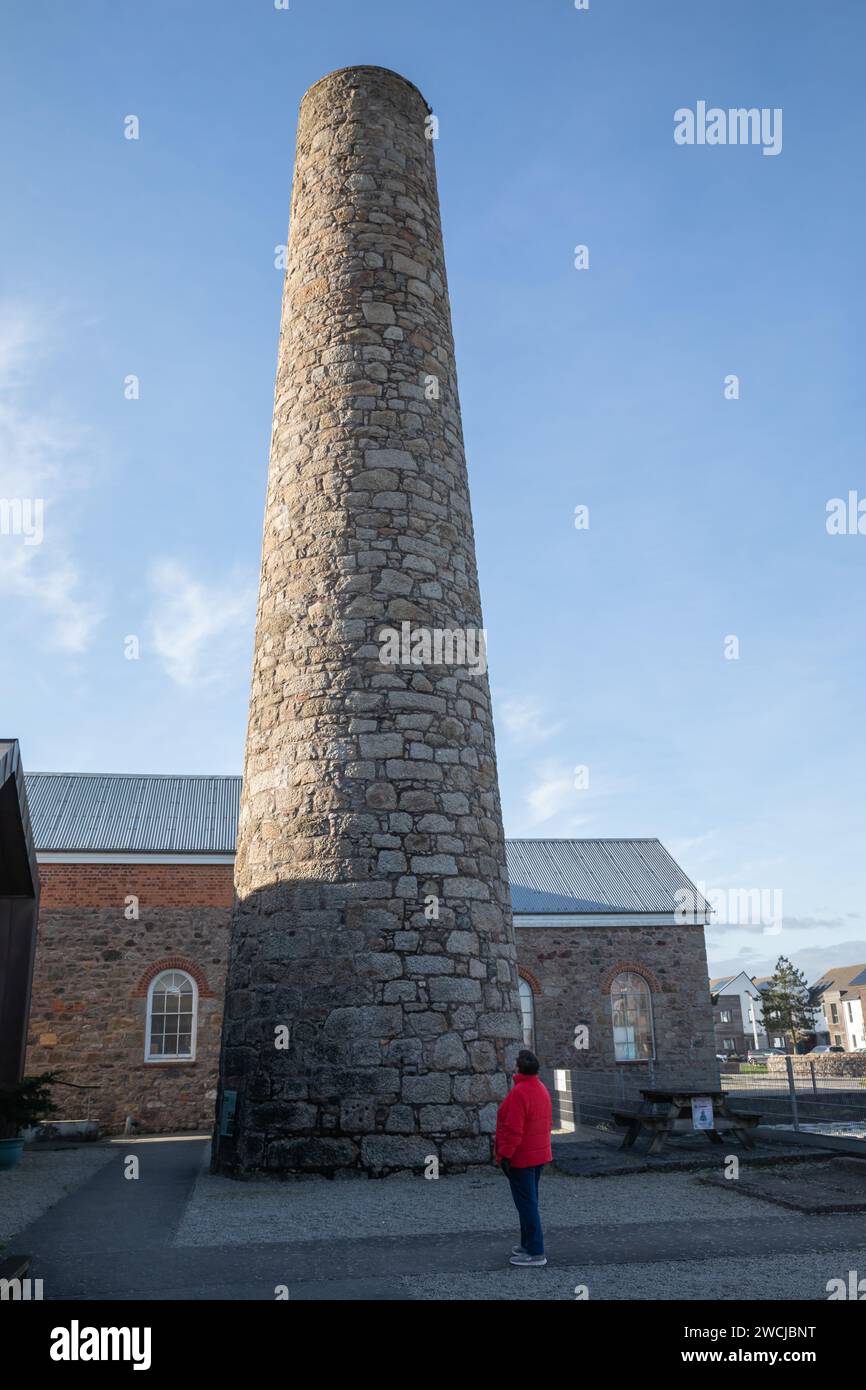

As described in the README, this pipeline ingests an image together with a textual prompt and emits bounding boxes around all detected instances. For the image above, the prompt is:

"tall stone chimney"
[214,66,522,1177]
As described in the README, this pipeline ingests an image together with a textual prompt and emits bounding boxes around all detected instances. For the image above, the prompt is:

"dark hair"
[516,1049,540,1075]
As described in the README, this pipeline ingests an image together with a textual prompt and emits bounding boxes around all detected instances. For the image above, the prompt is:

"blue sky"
[1,0,864,978]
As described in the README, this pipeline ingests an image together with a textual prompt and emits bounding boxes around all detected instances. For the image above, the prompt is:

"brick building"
[23,773,717,1134]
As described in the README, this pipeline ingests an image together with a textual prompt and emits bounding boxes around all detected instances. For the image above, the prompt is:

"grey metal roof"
[505,838,706,915]
[25,773,241,855]
[25,774,704,915]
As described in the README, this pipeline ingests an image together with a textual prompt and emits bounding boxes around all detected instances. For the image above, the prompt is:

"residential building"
[811,964,866,1050]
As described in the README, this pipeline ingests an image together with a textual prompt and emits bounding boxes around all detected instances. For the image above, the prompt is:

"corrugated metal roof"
[25,773,241,855]
[505,838,706,915]
[25,774,704,915]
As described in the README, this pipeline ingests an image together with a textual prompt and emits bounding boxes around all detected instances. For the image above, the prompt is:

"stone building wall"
[26,863,231,1134]
[25,861,719,1136]
[514,922,719,1102]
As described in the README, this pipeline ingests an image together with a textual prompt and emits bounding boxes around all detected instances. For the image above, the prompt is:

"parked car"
[746,1049,776,1062]
[808,1044,844,1054]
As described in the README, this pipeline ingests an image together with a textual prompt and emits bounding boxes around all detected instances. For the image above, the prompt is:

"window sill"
[144,1059,198,1067]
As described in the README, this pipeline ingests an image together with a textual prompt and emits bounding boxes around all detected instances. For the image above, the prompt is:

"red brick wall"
[38,862,234,909]
[26,862,233,1134]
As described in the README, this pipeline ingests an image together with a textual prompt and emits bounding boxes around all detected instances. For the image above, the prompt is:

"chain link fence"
[543,1060,866,1142]
[720,1060,866,1140]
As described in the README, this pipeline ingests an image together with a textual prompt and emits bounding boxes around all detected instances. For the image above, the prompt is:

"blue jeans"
[507,1163,544,1256]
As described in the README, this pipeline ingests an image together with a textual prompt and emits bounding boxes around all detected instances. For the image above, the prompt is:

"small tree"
[0,1072,61,1139]
[759,957,815,1053]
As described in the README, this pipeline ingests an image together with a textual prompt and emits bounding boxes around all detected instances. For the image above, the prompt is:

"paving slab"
[551,1131,835,1178]
[699,1158,866,1214]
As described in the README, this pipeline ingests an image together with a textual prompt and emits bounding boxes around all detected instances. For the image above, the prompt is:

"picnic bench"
[613,1088,760,1155]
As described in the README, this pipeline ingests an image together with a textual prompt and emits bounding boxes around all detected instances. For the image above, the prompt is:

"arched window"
[610,971,654,1061]
[518,976,535,1049]
[145,969,197,1062]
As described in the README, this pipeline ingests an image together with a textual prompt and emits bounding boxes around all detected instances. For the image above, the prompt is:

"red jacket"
[494,1073,553,1168]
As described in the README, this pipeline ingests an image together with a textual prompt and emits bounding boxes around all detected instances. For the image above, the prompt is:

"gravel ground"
[0,1144,116,1247]
[175,1163,779,1247]
[399,1246,866,1301]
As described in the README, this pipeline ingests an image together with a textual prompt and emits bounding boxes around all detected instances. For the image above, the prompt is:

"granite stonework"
[214,67,523,1177]
[25,864,231,1134]
[23,867,719,1137]
[767,1054,866,1079]
[515,922,719,1101]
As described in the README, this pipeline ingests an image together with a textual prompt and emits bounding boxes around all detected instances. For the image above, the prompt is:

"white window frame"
[144,969,198,1063]
[518,976,535,1050]
[611,971,655,1063]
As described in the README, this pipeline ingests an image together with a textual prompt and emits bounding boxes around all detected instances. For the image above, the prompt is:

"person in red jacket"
[495,1049,553,1266]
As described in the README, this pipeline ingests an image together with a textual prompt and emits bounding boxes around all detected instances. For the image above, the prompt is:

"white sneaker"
[510,1253,547,1267]
[512,1245,528,1255]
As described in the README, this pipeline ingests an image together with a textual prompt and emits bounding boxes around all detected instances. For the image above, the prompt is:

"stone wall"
[26,863,231,1134]
[767,1054,866,1078]
[216,66,522,1177]
[515,921,719,1105]
[26,861,720,1138]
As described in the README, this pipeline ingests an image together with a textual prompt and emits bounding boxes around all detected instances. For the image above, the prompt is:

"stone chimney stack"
[214,66,522,1176]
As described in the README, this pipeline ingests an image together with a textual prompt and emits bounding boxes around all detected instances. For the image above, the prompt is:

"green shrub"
[0,1072,61,1139]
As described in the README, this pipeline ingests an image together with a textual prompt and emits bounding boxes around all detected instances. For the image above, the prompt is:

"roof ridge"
[27,771,243,781]
[505,837,661,844]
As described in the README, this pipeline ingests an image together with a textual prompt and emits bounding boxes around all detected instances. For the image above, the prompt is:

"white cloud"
[667,830,717,860]
[499,696,562,744]
[513,761,636,836]
[0,306,102,651]
[520,762,595,832]
[526,770,576,824]
[0,549,98,653]
[146,559,255,688]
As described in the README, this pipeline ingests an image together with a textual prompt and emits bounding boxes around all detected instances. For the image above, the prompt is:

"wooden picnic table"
[613,1087,760,1155]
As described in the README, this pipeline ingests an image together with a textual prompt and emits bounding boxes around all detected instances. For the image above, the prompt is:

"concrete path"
[15,1138,866,1301]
